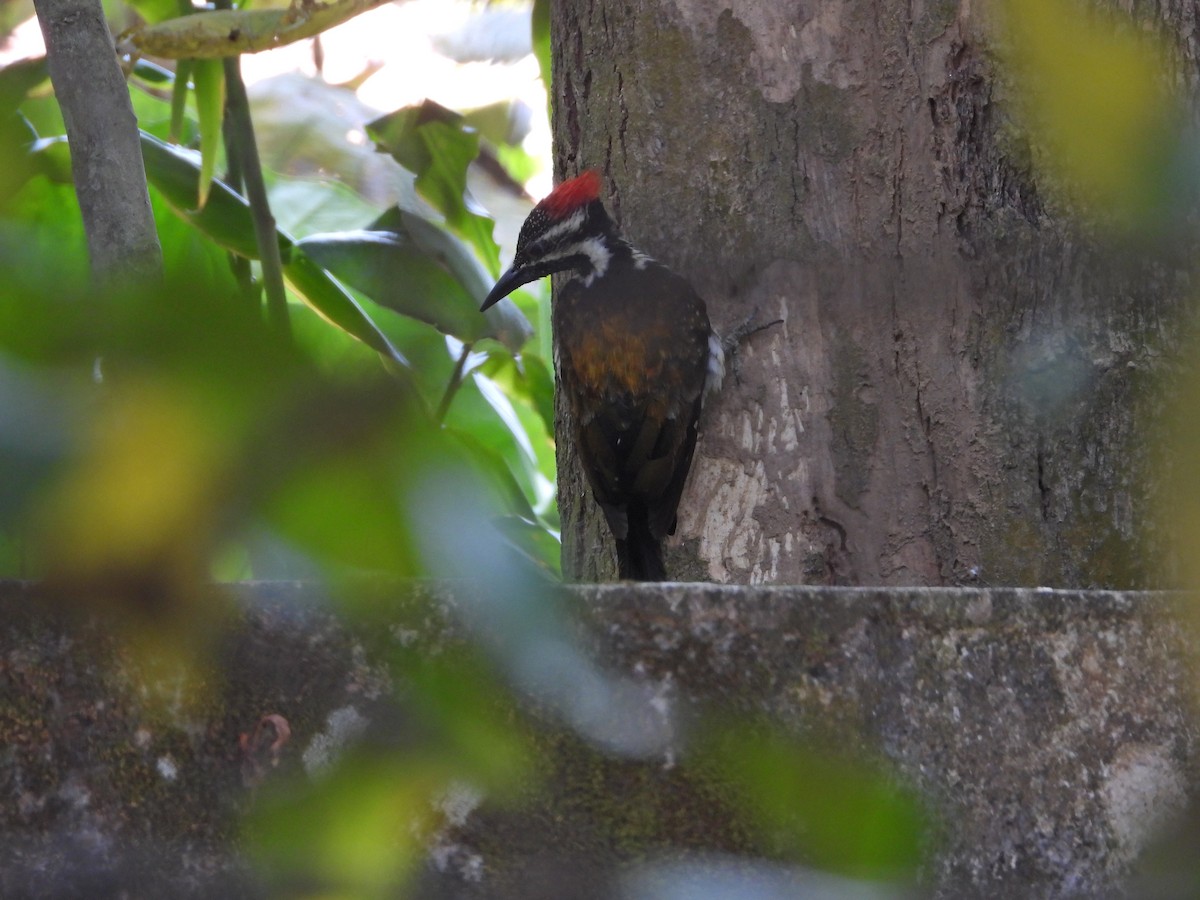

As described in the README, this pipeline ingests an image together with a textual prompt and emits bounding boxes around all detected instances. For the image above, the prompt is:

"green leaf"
[282,249,411,371]
[297,230,484,341]
[0,61,46,204]
[191,59,225,208]
[1003,0,1181,227]
[367,101,500,275]
[141,130,257,255]
[140,131,411,370]
[169,59,192,144]
[492,513,560,577]
[123,0,183,25]
[262,447,419,575]
[460,101,522,147]
[442,371,554,522]
[0,56,48,114]
[696,720,928,881]
[480,350,555,443]
[443,424,538,522]
[469,351,556,498]
[268,178,378,239]
[371,206,530,349]
[131,58,176,86]
[298,224,530,351]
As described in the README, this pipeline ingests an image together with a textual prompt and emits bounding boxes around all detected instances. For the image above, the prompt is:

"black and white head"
[480,170,617,311]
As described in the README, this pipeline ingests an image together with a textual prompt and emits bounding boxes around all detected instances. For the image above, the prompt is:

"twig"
[435,342,474,424]
[219,44,289,335]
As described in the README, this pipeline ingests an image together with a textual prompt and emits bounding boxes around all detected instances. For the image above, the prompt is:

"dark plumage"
[482,172,720,580]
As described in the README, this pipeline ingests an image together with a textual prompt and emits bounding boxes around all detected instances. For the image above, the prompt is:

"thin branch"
[220,52,289,334]
[220,100,257,303]
[34,0,162,288]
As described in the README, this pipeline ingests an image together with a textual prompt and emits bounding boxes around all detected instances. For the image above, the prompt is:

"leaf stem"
[217,35,289,334]
[435,342,473,424]
[219,100,256,303]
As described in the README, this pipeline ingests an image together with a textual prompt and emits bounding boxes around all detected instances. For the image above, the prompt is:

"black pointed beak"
[481,264,535,312]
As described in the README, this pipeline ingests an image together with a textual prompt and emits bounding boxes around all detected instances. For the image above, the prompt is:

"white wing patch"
[703,332,725,401]
[535,209,585,248]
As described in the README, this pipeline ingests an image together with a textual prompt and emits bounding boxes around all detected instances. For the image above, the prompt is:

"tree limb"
[34,0,162,287]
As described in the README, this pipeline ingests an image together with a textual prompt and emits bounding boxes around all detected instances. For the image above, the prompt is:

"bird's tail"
[615,507,666,581]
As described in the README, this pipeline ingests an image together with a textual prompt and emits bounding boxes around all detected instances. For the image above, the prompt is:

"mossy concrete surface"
[0,581,1195,898]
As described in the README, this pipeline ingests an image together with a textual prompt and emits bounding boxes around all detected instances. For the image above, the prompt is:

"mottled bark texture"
[34,0,162,285]
[550,0,1197,585]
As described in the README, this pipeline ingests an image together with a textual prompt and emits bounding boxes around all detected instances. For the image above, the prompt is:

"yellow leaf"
[1003,0,1176,223]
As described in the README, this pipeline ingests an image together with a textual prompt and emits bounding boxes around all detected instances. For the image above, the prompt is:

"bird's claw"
[721,308,783,383]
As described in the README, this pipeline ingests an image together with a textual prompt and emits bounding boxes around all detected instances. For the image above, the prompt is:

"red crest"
[539,169,602,219]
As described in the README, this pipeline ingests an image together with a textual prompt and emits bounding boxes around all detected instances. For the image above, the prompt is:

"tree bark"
[35,0,162,286]
[550,0,1196,587]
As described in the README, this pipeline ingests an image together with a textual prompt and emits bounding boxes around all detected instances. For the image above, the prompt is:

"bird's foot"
[721,308,783,383]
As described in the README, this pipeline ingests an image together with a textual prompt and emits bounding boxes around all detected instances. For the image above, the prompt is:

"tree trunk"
[550,0,1196,587]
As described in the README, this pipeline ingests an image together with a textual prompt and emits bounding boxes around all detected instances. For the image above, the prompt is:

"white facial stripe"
[535,236,612,284]
[532,209,585,250]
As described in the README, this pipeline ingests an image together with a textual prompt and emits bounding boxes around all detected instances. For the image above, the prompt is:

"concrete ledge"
[0,582,1194,898]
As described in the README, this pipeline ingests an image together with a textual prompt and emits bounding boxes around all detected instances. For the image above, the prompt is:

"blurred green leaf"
[29,135,72,184]
[480,349,555,443]
[1,176,89,296]
[0,59,49,207]
[262,442,419,575]
[249,654,532,896]
[444,424,538,522]
[0,116,38,206]
[1003,0,1181,226]
[283,250,412,372]
[403,651,535,790]
[368,101,501,275]
[0,1,33,42]
[444,369,552,505]
[124,0,181,25]
[192,58,224,208]
[492,513,560,576]
[697,721,927,881]
[0,56,48,114]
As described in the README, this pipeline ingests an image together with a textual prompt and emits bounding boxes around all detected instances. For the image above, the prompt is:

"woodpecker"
[481,170,722,581]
